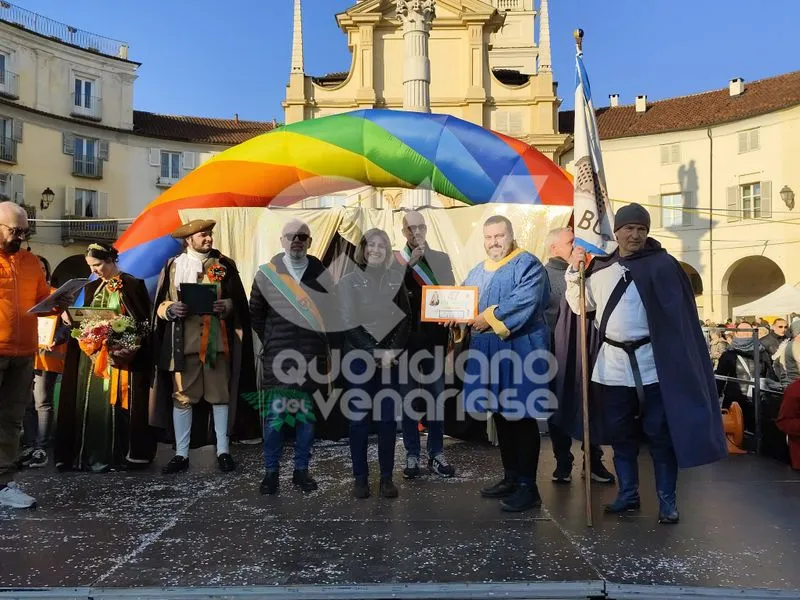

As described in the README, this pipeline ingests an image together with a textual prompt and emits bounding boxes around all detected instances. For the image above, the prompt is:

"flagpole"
[575,27,593,528]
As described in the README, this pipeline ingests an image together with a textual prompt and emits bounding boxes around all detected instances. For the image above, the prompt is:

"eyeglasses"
[406,224,427,233]
[283,233,310,242]
[0,224,30,239]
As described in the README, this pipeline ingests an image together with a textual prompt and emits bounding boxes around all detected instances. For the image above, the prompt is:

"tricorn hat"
[170,219,216,239]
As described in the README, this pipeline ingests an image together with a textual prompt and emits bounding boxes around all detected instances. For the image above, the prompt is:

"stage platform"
[1,437,799,599]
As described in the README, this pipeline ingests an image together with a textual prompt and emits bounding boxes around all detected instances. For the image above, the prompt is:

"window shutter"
[62,133,75,155]
[97,191,108,218]
[11,173,24,205]
[670,144,680,164]
[660,146,670,165]
[508,112,523,135]
[649,195,662,229]
[12,120,22,142]
[727,186,740,222]
[64,186,75,215]
[682,191,694,226]
[98,140,109,161]
[750,129,760,151]
[760,180,772,219]
[182,151,195,170]
[738,132,748,154]
[148,148,160,166]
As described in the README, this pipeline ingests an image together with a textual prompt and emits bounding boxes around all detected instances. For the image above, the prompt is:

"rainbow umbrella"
[116,109,573,290]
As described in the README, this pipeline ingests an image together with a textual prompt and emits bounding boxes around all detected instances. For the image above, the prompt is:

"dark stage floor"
[1,436,799,598]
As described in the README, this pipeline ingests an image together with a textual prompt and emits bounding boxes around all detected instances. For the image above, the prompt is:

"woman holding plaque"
[55,242,156,472]
[338,228,411,500]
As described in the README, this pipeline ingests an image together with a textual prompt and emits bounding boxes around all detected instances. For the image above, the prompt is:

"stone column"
[397,0,435,205]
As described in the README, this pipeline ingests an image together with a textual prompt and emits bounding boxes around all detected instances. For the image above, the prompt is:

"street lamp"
[40,187,55,211]
[780,185,795,210]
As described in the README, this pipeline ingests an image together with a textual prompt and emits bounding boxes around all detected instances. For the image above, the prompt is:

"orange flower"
[207,264,227,282]
[106,276,123,293]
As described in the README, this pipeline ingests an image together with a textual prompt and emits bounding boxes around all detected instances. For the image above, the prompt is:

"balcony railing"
[61,217,118,244]
[0,2,129,59]
[0,136,16,163]
[73,155,102,178]
[0,69,19,99]
[22,204,35,236]
[496,0,524,11]
[70,93,102,121]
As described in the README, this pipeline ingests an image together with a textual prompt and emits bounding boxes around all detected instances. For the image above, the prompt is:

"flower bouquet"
[71,315,147,370]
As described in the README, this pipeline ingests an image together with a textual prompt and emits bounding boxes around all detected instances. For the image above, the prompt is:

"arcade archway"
[723,256,785,317]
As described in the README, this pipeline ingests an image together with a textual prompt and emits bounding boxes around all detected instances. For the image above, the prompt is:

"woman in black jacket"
[338,228,411,500]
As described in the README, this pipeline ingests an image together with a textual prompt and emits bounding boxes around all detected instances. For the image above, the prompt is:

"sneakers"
[588,461,616,484]
[551,462,572,483]
[260,470,279,495]
[28,450,48,469]
[18,447,34,468]
[292,469,318,492]
[353,479,370,499]
[379,478,399,498]
[429,454,455,478]
[161,455,189,474]
[403,455,421,479]
[0,482,36,509]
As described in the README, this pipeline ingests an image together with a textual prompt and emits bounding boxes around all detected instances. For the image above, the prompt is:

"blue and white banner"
[572,46,616,255]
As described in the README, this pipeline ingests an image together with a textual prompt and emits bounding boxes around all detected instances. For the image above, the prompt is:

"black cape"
[552,239,728,469]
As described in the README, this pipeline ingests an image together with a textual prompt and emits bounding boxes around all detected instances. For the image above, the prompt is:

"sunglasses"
[775,325,787,329]
[283,233,310,242]
[0,224,30,239]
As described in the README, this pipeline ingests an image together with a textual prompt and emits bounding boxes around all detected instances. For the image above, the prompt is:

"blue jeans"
[401,355,445,460]
[262,392,315,471]
[347,358,405,481]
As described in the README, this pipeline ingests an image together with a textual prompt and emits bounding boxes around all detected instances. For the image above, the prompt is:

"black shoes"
[604,497,641,514]
[588,462,616,484]
[292,469,318,492]
[260,470,279,495]
[379,478,399,498]
[658,510,680,525]
[354,479,370,499]
[501,482,542,512]
[480,478,517,499]
[161,455,189,474]
[217,453,236,473]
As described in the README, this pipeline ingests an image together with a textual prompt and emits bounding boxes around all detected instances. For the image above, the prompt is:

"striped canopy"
[116,109,573,288]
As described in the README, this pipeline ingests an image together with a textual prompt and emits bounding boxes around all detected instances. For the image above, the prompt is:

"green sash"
[257,263,325,332]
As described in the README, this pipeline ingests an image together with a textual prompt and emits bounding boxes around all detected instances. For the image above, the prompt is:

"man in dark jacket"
[565,204,727,524]
[761,319,788,357]
[395,211,456,479]
[543,227,614,485]
[249,219,335,495]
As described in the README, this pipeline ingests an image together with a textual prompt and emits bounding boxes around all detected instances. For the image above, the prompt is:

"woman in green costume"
[55,242,156,472]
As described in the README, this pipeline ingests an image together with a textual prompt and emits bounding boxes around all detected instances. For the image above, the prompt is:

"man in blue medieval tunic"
[457,215,550,512]
[565,203,727,524]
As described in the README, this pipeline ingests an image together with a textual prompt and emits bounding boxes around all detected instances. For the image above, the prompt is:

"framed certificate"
[67,307,119,323]
[37,317,57,348]
[421,285,479,323]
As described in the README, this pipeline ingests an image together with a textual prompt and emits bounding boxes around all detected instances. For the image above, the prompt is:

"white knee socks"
[212,404,230,456]
[173,407,192,458]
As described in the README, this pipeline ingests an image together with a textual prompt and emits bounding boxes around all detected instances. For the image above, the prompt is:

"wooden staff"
[579,260,593,527]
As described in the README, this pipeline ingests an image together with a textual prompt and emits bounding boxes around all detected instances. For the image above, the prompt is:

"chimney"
[729,77,745,97]
[271,118,277,128]
[635,95,647,113]
[609,93,619,108]
[234,113,239,123]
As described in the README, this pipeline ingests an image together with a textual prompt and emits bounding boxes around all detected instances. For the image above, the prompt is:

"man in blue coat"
[565,203,727,524]
[457,215,551,512]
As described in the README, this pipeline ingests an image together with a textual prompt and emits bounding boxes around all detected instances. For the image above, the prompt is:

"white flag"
[573,48,615,255]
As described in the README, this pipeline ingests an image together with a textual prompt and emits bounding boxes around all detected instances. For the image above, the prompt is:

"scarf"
[174,248,208,286]
[282,253,309,283]
[731,336,755,353]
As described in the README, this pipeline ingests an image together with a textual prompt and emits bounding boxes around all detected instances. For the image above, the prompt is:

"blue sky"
[15,0,800,122]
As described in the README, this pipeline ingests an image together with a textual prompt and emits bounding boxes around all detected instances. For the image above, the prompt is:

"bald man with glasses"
[0,202,49,508]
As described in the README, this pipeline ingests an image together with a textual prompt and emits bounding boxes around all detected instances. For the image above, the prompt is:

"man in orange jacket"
[0,202,49,509]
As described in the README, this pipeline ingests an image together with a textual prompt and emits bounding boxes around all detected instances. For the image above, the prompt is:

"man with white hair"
[250,219,335,495]
[0,202,49,508]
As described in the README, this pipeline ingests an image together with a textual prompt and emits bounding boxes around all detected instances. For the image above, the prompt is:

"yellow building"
[0,3,275,281]
[560,72,800,321]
